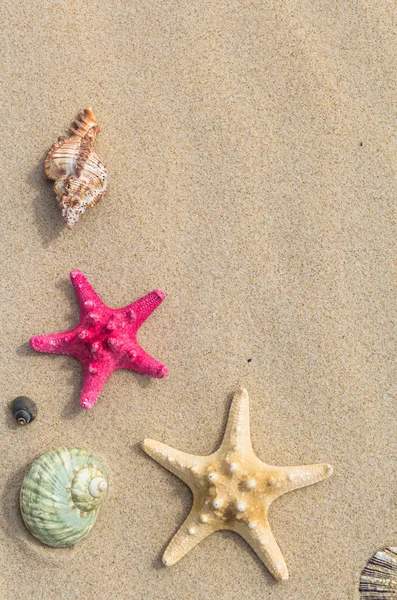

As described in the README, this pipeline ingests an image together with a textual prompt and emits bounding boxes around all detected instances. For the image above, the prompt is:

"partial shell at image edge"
[359,546,397,598]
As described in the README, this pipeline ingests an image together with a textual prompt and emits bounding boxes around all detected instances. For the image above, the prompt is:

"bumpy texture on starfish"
[142,388,333,581]
[30,270,168,410]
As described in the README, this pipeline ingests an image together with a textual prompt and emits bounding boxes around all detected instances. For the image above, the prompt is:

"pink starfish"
[30,270,168,410]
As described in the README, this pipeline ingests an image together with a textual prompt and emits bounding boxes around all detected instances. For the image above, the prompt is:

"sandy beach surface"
[1,1,396,599]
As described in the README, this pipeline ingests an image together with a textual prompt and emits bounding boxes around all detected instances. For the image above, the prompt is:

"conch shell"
[20,447,108,547]
[44,108,107,229]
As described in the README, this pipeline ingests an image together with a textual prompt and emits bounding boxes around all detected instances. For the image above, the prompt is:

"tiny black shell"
[11,396,38,425]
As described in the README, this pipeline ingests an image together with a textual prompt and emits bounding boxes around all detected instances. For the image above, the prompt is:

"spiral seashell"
[359,546,397,598]
[11,396,37,425]
[44,108,107,229]
[20,447,108,547]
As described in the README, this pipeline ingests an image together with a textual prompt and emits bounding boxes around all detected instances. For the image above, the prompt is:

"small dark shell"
[11,396,38,425]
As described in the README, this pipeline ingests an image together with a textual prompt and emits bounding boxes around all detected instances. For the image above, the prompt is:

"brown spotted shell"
[44,108,107,229]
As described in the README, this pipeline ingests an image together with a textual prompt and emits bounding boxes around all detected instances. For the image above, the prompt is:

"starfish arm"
[30,330,78,355]
[142,439,204,488]
[126,289,165,327]
[70,270,104,313]
[235,520,289,581]
[273,463,333,496]
[131,347,168,378]
[79,362,114,410]
[220,388,253,454]
[162,506,214,566]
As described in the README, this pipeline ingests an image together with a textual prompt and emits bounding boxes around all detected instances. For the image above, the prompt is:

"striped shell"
[44,108,107,229]
[359,547,397,598]
[20,447,108,548]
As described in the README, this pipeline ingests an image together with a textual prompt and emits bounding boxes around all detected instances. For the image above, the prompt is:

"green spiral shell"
[20,447,108,548]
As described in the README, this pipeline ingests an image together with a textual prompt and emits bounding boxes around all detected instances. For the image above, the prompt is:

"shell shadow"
[4,401,18,430]
[27,157,64,248]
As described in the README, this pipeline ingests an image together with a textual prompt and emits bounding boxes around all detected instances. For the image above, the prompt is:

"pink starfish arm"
[125,290,165,327]
[30,330,79,355]
[70,270,104,313]
[131,347,168,378]
[79,362,114,410]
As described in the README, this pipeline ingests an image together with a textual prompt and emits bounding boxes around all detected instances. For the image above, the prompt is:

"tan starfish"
[142,388,333,581]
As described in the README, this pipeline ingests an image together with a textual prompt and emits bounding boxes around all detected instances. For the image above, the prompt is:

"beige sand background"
[1,1,396,598]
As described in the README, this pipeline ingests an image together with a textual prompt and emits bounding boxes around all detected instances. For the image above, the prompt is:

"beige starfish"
[142,388,333,581]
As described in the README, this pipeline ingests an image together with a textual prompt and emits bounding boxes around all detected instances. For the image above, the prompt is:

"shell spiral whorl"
[20,447,108,548]
[71,466,107,512]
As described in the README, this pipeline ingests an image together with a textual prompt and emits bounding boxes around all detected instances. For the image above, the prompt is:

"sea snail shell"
[11,396,37,425]
[20,447,108,547]
[44,108,107,229]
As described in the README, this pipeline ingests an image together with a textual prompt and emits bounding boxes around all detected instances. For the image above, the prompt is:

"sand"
[1,1,396,599]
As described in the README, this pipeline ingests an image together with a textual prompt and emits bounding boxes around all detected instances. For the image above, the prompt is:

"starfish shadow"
[129,371,157,390]
[150,493,192,572]
[60,358,84,420]
[17,341,82,421]
[219,389,236,437]
[148,517,278,581]
[28,157,64,248]
[59,365,157,418]
[16,341,35,358]
[138,444,193,570]
[218,530,278,584]
[52,277,81,418]
[136,442,183,569]
[135,444,177,571]
[55,277,79,316]
[33,276,81,420]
